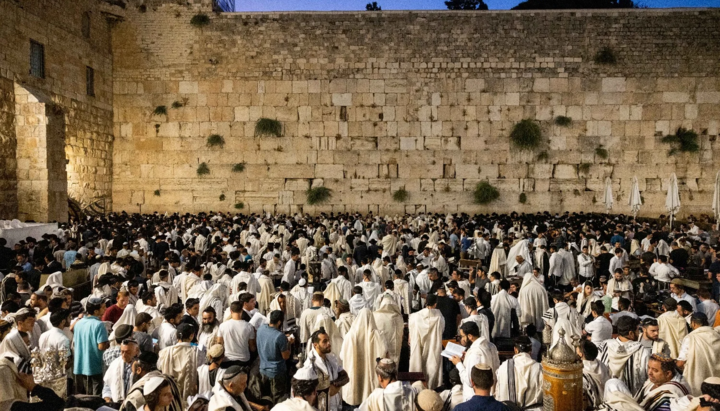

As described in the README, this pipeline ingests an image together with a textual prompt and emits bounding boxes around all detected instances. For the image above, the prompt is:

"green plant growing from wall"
[154,189,160,196]
[579,163,591,174]
[473,181,499,205]
[519,193,527,204]
[595,146,609,159]
[207,134,225,148]
[661,127,700,155]
[171,101,183,109]
[190,13,210,27]
[392,188,408,203]
[197,162,210,176]
[554,116,572,127]
[306,187,332,205]
[537,151,549,161]
[510,119,542,151]
[595,47,617,65]
[573,189,581,196]
[232,163,246,172]
[153,105,167,116]
[219,194,226,201]
[234,202,245,210]
[255,118,283,137]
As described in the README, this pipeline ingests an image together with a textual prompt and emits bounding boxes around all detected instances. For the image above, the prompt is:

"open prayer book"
[250,312,269,329]
[441,342,466,359]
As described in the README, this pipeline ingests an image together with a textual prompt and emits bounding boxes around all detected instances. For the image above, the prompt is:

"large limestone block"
[315,164,344,178]
[602,78,626,93]
[553,164,578,179]
[399,163,443,179]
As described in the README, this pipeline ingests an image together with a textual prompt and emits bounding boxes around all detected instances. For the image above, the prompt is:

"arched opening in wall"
[13,83,68,223]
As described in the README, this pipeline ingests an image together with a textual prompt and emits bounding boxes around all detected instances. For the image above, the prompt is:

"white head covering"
[294,363,318,381]
[143,376,166,396]
[602,378,644,411]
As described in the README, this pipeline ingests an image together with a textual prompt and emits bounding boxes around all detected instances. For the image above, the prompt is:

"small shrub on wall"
[393,188,409,203]
[197,162,210,176]
[307,187,332,205]
[662,128,699,156]
[190,14,210,27]
[510,119,542,151]
[474,182,499,205]
[255,118,283,137]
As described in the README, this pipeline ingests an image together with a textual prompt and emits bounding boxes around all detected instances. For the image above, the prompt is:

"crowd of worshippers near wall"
[3,210,720,411]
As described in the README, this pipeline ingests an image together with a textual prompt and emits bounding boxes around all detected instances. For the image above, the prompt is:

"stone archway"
[13,83,68,222]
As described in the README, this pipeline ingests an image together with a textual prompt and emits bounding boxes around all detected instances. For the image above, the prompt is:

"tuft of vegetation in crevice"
[473,181,500,205]
[573,189,581,196]
[536,151,549,162]
[306,187,332,205]
[207,134,225,148]
[595,145,609,160]
[234,202,245,210]
[153,189,160,196]
[255,118,283,137]
[190,13,210,27]
[171,101,183,109]
[594,47,617,65]
[661,127,700,156]
[579,163,591,174]
[519,193,527,204]
[554,116,572,127]
[232,162,246,173]
[197,162,210,176]
[392,188,409,203]
[510,119,542,151]
[152,105,167,116]
[219,194,226,201]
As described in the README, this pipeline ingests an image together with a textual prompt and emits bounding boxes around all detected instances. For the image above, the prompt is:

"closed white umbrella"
[713,171,720,228]
[603,177,614,214]
[665,173,681,230]
[628,176,642,219]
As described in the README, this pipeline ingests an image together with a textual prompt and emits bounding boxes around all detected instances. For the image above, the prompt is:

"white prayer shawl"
[104,356,129,402]
[577,291,600,318]
[373,298,404,364]
[518,273,549,330]
[582,359,611,409]
[381,235,398,258]
[460,314,490,342]
[414,270,432,294]
[0,357,27,406]
[291,286,310,311]
[558,248,576,285]
[598,339,651,395]
[299,307,324,342]
[490,290,516,339]
[458,336,500,401]
[374,291,402,312]
[155,321,178,350]
[331,276,353,302]
[408,308,445,390]
[681,326,720,395]
[548,303,583,349]
[155,282,178,312]
[158,342,201,407]
[109,304,137,343]
[257,275,275,315]
[324,282,342,312]
[635,374,690,411]
[136,302,163,333]
[0,329,31,368]
[271,397,316,411]
[657,310,688,359]
[305,347,344,411]
[198,326,219,348]
[305,314,343,358]
[233,271,261,297]
[393,279,411,315]
[359,281,382,307]
[208,380,251,411]
[200,283,228,322]
[270,292,302,323]
[358,380,421,411]
[600,379,644,411]
[335,312,355,338]
[489,247,507,277]
[495,353,543,408]
[340,308,388,406]
[506,240,533,274]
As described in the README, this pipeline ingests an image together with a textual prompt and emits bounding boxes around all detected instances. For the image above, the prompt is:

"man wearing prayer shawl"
[494,336,543,410]
[333,299,355,338]
[357,359,422,411]
[597,379,644,411]
[305,328,348,411]
[597,316,651,395]
[489,244,507,278]
[331,267,353,302]
[576,339,611,410]
[359,271,382,307]
[299,293,327,343]
[305,314,343,358]
[349,286,370,315]
[451,322,500,401]
[677,313,720,396]
[119,354,183,411]
[409,294,445,390]
[543,291,582,349]
[459,297,490,341]
[656,298,688,359]
[373,295,404,365]
[208,366,255,411]
[157,323,203,408]
[257,269,275,315]
[291,279,311,311]
[270,285,302,327]
[490,279,521,339]
[271,363,319,411]
[518,270,549,331]
[634,353,690,411]
[102,339,139,403]
[340,308,387,407]
[154,270,178,313]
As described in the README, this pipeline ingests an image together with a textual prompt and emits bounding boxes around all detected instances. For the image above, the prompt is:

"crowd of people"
[2,210,720,411]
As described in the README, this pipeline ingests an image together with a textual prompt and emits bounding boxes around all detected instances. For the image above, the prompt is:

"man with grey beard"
[198,306,220,348]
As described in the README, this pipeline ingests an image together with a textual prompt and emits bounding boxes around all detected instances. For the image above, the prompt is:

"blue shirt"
[73,315,108,376]
[256,324,288,378]
[461,237,474,252]
[63,250,78,269]
[454,395,509,411]
[20,261,32,272]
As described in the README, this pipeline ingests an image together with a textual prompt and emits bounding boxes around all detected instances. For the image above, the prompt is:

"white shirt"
[577,253,595,278]
[38,326,71,355]
[672,291,697,312]
[155,321,177,350]
[218,318,255,361]
[585,316,613,343]
[700,300,720,324]
[650,263,679,283]
[549,253,564,277]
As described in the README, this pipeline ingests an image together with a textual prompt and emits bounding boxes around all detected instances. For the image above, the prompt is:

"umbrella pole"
[670,214,674,230]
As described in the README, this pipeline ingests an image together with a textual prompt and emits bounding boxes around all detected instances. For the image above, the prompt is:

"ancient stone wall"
[0,0,115,222]
[111,6,720,217]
